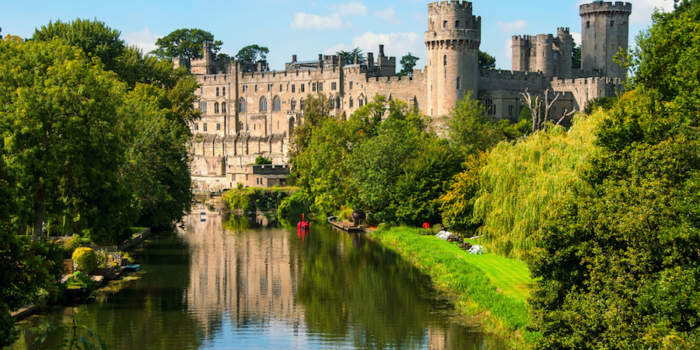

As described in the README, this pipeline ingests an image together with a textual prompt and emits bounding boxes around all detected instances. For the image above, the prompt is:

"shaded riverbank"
[369,226,539,347]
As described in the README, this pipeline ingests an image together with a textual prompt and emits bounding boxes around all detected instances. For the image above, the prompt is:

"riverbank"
[368,226,539,348]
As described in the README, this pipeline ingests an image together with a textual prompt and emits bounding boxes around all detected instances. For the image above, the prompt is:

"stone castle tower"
[425,1,481,117]
[512,28,574,79]
[580,1,632,80]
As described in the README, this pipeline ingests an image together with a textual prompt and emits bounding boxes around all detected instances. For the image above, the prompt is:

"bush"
[277,191,310,221]
[72,247,97,273]
[222,189,252,211]
[254,156,272,165]
[338,207,354,221]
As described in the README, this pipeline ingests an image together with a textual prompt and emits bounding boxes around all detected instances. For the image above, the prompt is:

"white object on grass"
[468,245,486,255]
[436,231,453,240]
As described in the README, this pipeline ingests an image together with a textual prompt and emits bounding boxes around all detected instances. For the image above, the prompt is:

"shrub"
[72,247,97,273]
[254,156,272,165]
[338,207,354,221]
[222,189,252,211]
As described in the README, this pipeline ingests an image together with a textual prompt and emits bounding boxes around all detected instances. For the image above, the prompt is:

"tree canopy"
[236,44,269,72]
[151,28,222,60]
[398,53,419,77]
[337,47,366,65]
[478,50,496,70]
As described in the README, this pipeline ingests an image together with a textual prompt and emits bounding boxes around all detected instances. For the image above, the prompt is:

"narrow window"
[292,84,295,93]
[456,77,460,90]
[195,123,199,131]
[349,81,353,89]
[349,98,354,108]
[267,84,271,92]
[222,87,226,96]
[610,20,614,27]
[291,99,296,111]
[484,98,494,116]
[222,102,227,113]
[260,96,268,112]
[242,85,246,92]
[203,123,208,131]
[217,123,221,131]
[301,84,305,92]
[254,124,256,130]
[239,98,246,112]
[214,102,219,114]
[587,21,590,28]
[331,82,337,90]
[319,82,323,91]
[255,85,258,92]
[455,20,460,28]
[216,87,219,96]
[336,97,341,109]
[444,55,447,66]
[272,96,281,111]
[300,98,305,111]
[312,83,316,92]
[200,87,203,94]
[280,84,283,92]
[443,21,447,28]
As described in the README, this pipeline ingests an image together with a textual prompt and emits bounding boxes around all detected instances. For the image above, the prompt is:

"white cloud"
[290,12,345,31]
[503,38,513,69]
[123,27,161,54]
[413,12,424,24]
[496,20,529,34]
[325,31,425,64]
[571,32,582,46]
[374,7,401,25]
[334,1,367,16]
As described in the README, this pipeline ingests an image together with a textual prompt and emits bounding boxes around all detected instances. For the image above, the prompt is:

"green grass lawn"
[371,226,539,346]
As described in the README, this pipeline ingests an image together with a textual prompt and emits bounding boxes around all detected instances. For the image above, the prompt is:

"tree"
[0,39,128,241]
[33,19,126,72]
[478,50,496,70]
[337,47,366,65]
[288,92,335,161]
[572,39,581,69]
[439,152,487,234]
[520,88,575,132]
[442,92,504,155]
[398,52,419,77]
[151,28,222,60]
[236,45,269,72]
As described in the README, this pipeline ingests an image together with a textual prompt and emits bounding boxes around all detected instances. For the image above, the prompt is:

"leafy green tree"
[151,28,222,60]
[442,93,504,155]
[337,47,365,65]
[288,92,335,161]
[254,156,272,165]
[33,19,126,72]
[531,6,700,347]
[478,50,496,69]
[572,39,581,69]
[0,39,128,241]
[398,52,419,77]
[236,44,269,72]
[439,152,487,234]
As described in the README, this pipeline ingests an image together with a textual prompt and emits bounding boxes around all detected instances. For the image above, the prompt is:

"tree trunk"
[33,187,46,241]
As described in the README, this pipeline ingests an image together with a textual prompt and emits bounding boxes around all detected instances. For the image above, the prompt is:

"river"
[8,206,506,349]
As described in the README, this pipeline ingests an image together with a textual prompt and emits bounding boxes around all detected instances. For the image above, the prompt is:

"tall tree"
[151,28,222,60]
[478,50,496,70]
[33,19,126,72]
[398,53,419,77]
[572,38,581,69]
[337,47,366,65]
[0,39,128,241]
[236,45,269,72]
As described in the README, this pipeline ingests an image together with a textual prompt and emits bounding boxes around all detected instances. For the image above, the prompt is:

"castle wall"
[550,76,623,111]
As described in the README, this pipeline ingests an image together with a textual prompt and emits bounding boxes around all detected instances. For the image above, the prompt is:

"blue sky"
[1,0,674,71]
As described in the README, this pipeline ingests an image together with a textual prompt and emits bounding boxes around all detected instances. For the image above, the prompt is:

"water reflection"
[9,206,505,349]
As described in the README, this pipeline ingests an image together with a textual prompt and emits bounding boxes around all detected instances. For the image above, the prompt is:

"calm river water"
[8,206,506,349]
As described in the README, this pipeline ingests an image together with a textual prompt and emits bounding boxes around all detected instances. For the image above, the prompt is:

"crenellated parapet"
[580,1,632,15]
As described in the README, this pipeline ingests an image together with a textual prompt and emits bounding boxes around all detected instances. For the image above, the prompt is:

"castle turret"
[512,35,532,72]
[425,0,481,117]
[535,34,555,78]
[556,27,573,79]
[580,1,632,80]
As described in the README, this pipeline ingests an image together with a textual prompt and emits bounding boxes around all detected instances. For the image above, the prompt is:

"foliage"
[336,47,365,65]
[398,52,419,77]
[478,50,496,70]
[33,19,125,72]
[254,156,272,165]
[439,152,488,234]
[151,28,222,60]
[473,112,602,260]
[571,38,581,69]
[37,308,109,350]
[288,92,335,161]
[582,96,617,114]
[530,6,700,347]
[72,247,97,273]
[277,191,312,222]
[236,44,269,72]
[222,189,253,211]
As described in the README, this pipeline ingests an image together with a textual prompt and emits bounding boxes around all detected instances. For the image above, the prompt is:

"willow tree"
[472,111,602,260]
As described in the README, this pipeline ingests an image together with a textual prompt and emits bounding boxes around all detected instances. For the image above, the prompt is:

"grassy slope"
[370,227,538,346]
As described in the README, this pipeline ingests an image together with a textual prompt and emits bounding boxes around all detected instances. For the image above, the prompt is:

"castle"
[187,1,631,192]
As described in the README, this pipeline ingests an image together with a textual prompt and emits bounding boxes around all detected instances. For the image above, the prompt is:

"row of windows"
[193,123,221,131]
[238,81,341,94]
[202,95,368,114]
[586,20,616,28]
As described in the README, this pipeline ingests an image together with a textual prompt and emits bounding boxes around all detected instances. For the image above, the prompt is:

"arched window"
[199,101,207,113]
[349,97,354,108]
[456,77,460,90]
[291,99,297,111]
[260,96,268,112]
[239,98,246,112]
[300,98,305,111]
[214,102,219,114]
[358,97,364,107]
[222,102,227,113]
[272,96,281,111]
[484,98,495,116]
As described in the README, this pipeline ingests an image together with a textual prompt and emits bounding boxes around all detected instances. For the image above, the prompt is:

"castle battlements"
[580,2,632,14]
[480,69,544,79]
[429,1,474,12]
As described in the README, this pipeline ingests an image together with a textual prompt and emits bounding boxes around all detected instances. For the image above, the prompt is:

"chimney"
[379,44,384,56]
[318,54,323,68]
[292,54,297,63]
